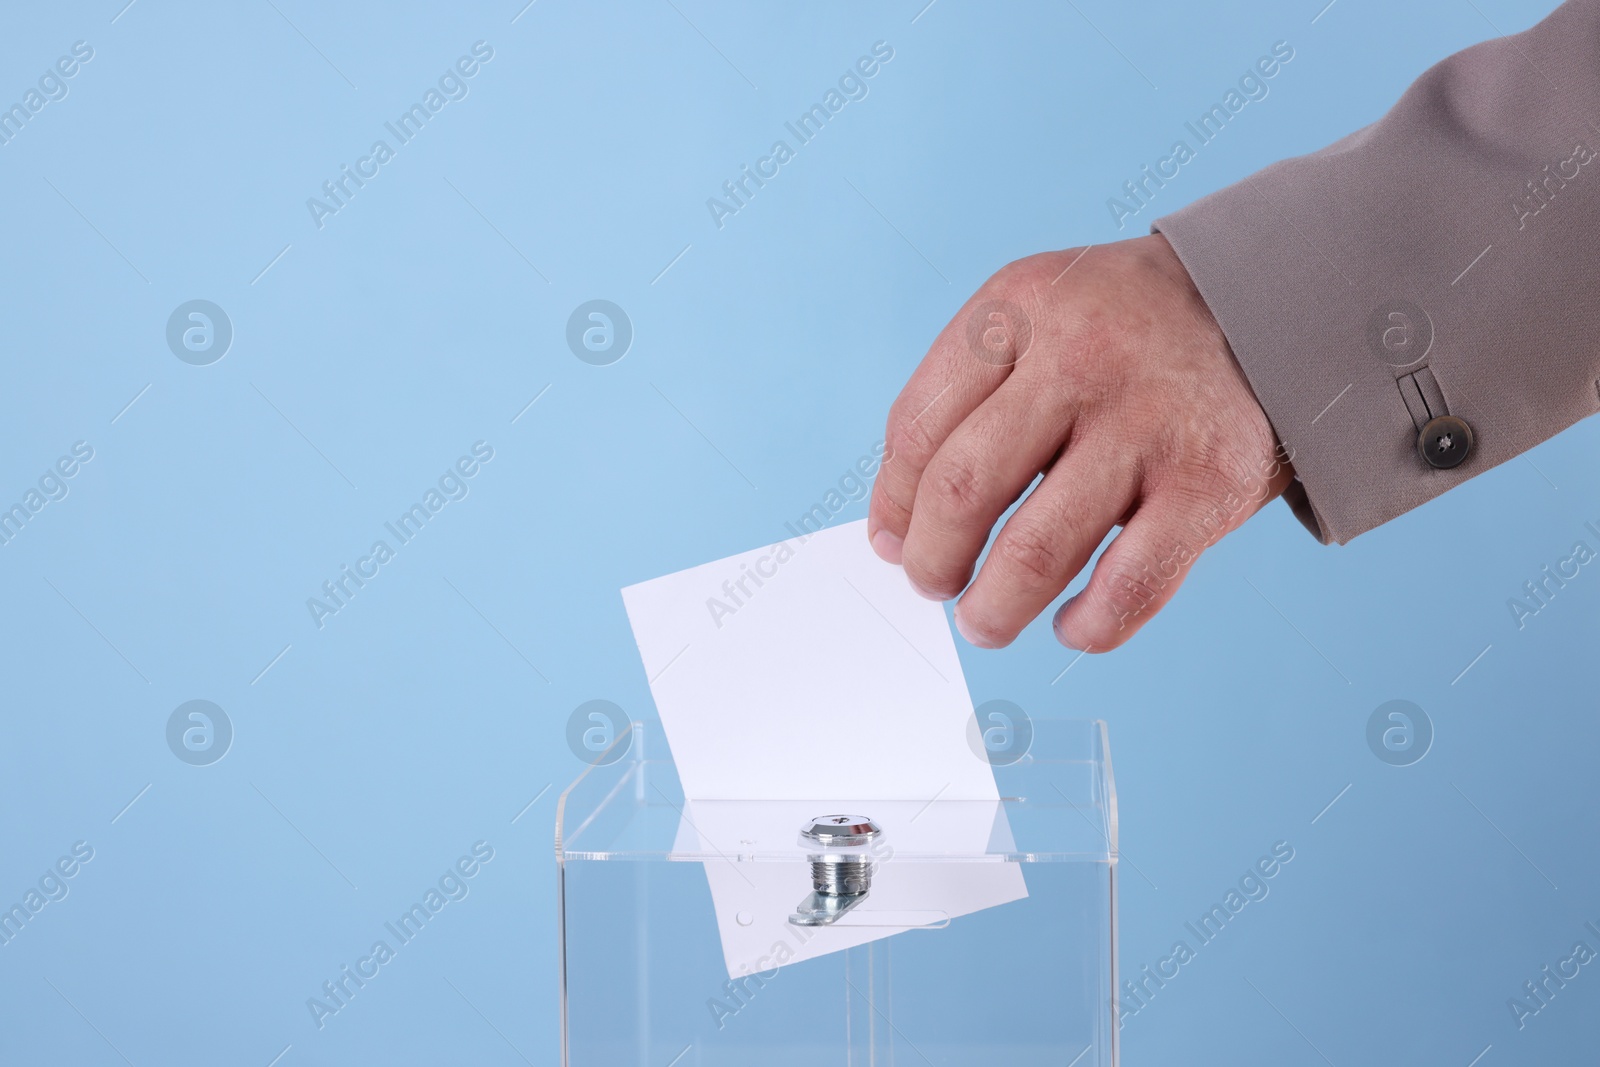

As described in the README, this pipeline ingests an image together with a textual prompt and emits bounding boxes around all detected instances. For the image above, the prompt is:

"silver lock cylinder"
[790,815,882,927]
[801,814,881,847]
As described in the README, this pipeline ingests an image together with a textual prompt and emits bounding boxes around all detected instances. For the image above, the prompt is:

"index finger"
[868,275,1036,565]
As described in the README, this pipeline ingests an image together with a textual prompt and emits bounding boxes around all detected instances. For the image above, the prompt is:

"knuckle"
[884,415,939,468]
[966,278,1039,368]
[989,252,1062,295]
[873,480,914,527]
[1093,563,1164,631]
[986,257,1038,295]
[923,457,988,517]
[993,523,1066,587]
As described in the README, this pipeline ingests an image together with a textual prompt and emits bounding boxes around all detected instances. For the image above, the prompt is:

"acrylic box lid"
[555,717,1116,865]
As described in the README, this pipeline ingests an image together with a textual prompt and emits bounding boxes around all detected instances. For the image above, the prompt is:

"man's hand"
[867,234,1294,652]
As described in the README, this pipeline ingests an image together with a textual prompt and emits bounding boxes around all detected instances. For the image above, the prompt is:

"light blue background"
[1,0,1595,1063]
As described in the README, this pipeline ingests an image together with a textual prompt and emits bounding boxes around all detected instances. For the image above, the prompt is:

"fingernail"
[1053,597,1082,649]
[954,608,997,649]
[871,528,904,564]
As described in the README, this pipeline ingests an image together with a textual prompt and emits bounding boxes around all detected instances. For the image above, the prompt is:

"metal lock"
[789,815,882,927]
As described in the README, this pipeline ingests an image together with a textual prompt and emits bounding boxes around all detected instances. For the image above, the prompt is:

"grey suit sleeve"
[1153,1,1600,544]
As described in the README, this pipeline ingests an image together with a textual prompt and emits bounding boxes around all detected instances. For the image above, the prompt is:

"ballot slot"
[556,718,1120,1067]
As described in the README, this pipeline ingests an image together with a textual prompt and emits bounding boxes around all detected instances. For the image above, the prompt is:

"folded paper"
[622,519,1026,977]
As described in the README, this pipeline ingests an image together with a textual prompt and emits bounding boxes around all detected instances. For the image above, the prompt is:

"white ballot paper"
[621,519,1027,978]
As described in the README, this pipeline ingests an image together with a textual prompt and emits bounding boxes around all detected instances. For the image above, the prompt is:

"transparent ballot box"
[556,719,1119,1066]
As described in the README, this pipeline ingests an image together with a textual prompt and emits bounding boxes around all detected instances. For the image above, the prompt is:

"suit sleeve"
[1153,1,1600,544]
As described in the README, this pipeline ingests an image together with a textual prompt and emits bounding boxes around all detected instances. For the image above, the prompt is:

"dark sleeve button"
[1418,415,1473,469]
